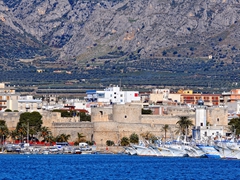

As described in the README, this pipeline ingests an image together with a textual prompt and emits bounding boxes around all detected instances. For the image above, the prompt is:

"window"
[201,123,203,126]
[125,115,127,118]
[217,118,219,122]
[98,93,105,98]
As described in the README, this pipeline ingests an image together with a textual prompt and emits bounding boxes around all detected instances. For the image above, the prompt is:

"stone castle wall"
[206,107,228,126]
[141,115,195,125]
[52,122,93,142]
[0,105,229,146]
[112,104,142,123]
[91,107,113,122]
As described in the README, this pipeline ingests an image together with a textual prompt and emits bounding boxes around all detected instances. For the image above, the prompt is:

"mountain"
[0,0,240,91]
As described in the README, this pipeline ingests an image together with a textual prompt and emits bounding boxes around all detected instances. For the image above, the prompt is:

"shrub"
[5,109,12,112]
[106,140,114,146]
[129,133,139,144]
[142,109,152,114]
[120,137,130,146]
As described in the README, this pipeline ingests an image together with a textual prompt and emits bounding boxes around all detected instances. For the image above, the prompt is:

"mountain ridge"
[0,0,240,90]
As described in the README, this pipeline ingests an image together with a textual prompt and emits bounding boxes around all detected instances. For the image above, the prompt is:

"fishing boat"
[196,144,221,158]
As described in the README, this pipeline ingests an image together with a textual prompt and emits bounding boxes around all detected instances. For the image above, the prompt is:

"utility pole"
[27,119,29,144]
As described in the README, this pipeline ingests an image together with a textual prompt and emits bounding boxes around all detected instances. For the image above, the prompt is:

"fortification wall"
[207,107,228,126]
[141,115,196,125]
[0,112,20,130]
[166,107,195,116]
[0,111,79,131]
[0,105,229,146]
[91,107,113,122]
[113,104,142,123]
[93,122,119,145]
[52,122,93,142]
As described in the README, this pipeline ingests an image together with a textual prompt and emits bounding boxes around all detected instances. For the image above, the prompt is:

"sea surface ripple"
[0,154,240,180]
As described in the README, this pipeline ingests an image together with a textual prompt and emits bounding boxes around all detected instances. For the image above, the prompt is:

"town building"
[0,82,19,111]
[180,93,221,106]
[18,95,42,112]
[222,89,240,104]
[85,86,140,105]
[193,100,226,140]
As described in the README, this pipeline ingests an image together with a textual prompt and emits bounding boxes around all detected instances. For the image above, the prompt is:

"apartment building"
[0,83,19,111]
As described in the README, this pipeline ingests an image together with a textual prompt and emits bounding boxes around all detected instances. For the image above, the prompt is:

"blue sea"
[0,154,240,180]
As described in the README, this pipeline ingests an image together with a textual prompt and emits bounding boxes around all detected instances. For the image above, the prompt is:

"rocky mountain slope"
[0,0,240,90]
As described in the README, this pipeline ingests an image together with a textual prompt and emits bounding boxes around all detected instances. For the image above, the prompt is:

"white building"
[18,95,42,112]
[65,99,91,114]
[193,99,224,139]
[0,82,19,111]
[86,86,140,105]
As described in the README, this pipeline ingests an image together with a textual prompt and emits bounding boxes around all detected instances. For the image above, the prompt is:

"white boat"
[131,144,157,156]
[225,141,240,159]
[124,146,137,155]
[157,146,172,157]
[42,149,49,155]
[148,146,162,157]
[196,144,222,158]
[72,148,82,154]
[63,147,72,154]
[189,146,206,158]
[165,144,188,157]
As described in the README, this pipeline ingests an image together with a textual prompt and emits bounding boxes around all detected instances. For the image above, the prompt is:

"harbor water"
[0,154,240,180]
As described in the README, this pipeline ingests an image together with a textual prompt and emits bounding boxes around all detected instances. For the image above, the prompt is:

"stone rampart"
[91,107,113,122]
[52,122,93,142]
[113,104,142,123]
[206,107,228,126]
[141,115,196,125]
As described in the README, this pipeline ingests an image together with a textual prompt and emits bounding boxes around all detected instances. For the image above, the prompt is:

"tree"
[40,126,51,142]
[140,131,157,143]
[5,109,12,112]
[141,109,152,114]
[45,133,55,144]
[129,133,139,144]
[9,130,18,142]
[0,120,9,142]
[16,112,43,141]
[176,116,194,135]
[55,133,71,142]
[80,112,91,122]
[106,140,114,146]
[228,117,240,136]
[120,137,130,146]
[76,132,86,143]
[161,124,171,142]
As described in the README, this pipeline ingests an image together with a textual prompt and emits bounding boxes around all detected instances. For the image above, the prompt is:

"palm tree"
[76,133,86,143]
[0,125,9,143]
[140,131,157,143]
[56,133,71,142]
[9,130,18,143]
[40,126,51,142]
[176,116,194,135]
[161,124,171,142]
